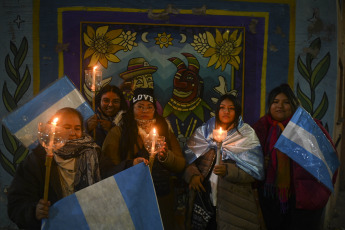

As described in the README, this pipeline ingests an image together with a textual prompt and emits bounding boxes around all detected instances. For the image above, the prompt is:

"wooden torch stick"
[43,153,53,201]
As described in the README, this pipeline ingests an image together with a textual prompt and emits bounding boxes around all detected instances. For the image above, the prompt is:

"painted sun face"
[269,93,293,122]
[172,70,200,103]
[132,74,154,91]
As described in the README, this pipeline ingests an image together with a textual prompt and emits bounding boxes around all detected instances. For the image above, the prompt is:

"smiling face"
[100,92,121,117]
[132,74,154,91]
[133,101,155,120]
[57,112,83,140]
[269,93,293,122]
[218,98,236,129]
[172,70,200,103]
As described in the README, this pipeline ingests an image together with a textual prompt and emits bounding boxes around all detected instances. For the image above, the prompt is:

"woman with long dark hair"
[102,87,185,230]
[252,84,337,230]
[184,94,264,229]
[86,85,128,147]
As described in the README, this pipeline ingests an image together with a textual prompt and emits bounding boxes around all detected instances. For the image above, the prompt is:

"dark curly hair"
[95,85,128,112]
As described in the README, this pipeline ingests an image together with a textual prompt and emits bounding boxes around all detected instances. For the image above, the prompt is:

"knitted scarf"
[264,115,291,213]
[54,135,101,193]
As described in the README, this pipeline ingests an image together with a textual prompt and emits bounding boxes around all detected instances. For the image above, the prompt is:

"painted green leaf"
[311,52,330,88]
[14,37,28,69]
[297,56,310,83]
[14,66,31,103]
[10,40,18,56]
[193,104,205,122]
[162,103,174,118]
[3,82,17,112]
[14,145,29,164]
[296,83,312,113]
[306,37,321,69]
[5,55,19,85]
[0,151,16,176]
[2,125,17,154]
[313,92,328,120]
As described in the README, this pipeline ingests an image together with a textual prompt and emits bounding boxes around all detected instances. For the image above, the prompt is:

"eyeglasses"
[134,105,155,112]
[102,99,120,105]
[220,107,235,112]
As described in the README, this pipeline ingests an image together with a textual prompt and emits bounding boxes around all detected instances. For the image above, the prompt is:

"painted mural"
[60,8,270,148]
[0,0,339,228]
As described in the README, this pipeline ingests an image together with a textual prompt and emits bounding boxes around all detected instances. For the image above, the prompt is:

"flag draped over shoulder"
[2,76,94,149]
[184,116,264,181]
[274,107,339,192]
[42,163,163,230]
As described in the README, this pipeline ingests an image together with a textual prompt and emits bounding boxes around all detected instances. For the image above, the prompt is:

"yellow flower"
[119,31,138,52]
[204,29,242,71]
[191,33,209,55]
[84,25,124,68]
[155,32,173,48]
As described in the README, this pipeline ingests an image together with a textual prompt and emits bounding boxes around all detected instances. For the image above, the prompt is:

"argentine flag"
[42,163,163,230]
[274,107,339,192]
[2,76,94,149]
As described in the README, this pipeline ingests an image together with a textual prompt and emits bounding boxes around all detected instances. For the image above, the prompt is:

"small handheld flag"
[2,76,94,149]
[274,107,339,192]
[42,163,163,230]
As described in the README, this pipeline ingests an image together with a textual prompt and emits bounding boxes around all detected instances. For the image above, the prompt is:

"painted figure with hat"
[119,57,163,114]
[102,87,186,230]
[163,53,212,149]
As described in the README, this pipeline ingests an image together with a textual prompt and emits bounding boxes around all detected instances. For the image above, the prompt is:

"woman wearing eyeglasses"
[183,94,265,230]
[86,85,128,147]
[102,87,186,230]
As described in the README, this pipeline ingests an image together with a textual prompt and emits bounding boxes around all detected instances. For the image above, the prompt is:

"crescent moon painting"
[141,32,149,42]
[179,33,187,43]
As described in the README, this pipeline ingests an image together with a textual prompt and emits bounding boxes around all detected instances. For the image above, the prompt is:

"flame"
[51,118,58,126]
[93,66,98,71]
[153,128,156,135]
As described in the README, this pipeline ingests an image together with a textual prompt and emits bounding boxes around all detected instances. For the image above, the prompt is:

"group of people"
[7,83,337,230]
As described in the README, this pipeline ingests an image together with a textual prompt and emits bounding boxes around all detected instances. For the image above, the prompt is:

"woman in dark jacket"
[7,107,117,230]
[86,85,128,147]
[102,87,186,230]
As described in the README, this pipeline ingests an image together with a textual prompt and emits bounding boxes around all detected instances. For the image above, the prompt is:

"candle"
[48,118,58,156]
[44,117,58,201]
[92,66,97,92]
[151,128,157,154]
[213,127,227,143]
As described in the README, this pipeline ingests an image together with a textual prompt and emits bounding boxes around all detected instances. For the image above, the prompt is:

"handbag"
[191,180,215,230]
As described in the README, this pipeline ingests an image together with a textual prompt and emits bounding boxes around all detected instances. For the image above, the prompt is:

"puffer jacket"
[184,149,263,230]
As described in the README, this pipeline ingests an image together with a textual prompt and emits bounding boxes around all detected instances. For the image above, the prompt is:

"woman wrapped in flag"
[183,94,265,230]
[252,84,338,230]
[7,107,118,230]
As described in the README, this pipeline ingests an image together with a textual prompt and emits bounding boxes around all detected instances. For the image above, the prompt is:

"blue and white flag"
[274,107,339,192]
[42,163,163,230]
[2,76,94,149]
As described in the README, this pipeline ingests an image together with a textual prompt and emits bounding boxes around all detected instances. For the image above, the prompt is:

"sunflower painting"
[83,25,124,68]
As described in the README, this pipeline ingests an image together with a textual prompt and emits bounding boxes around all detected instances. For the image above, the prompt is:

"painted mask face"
[269,93,293,122]
[133,101,155,120]
[132,74,154,91]
[172,70,200,103]
[57,113,82,140]
[100,92,121,117]
[218,99,236,128]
